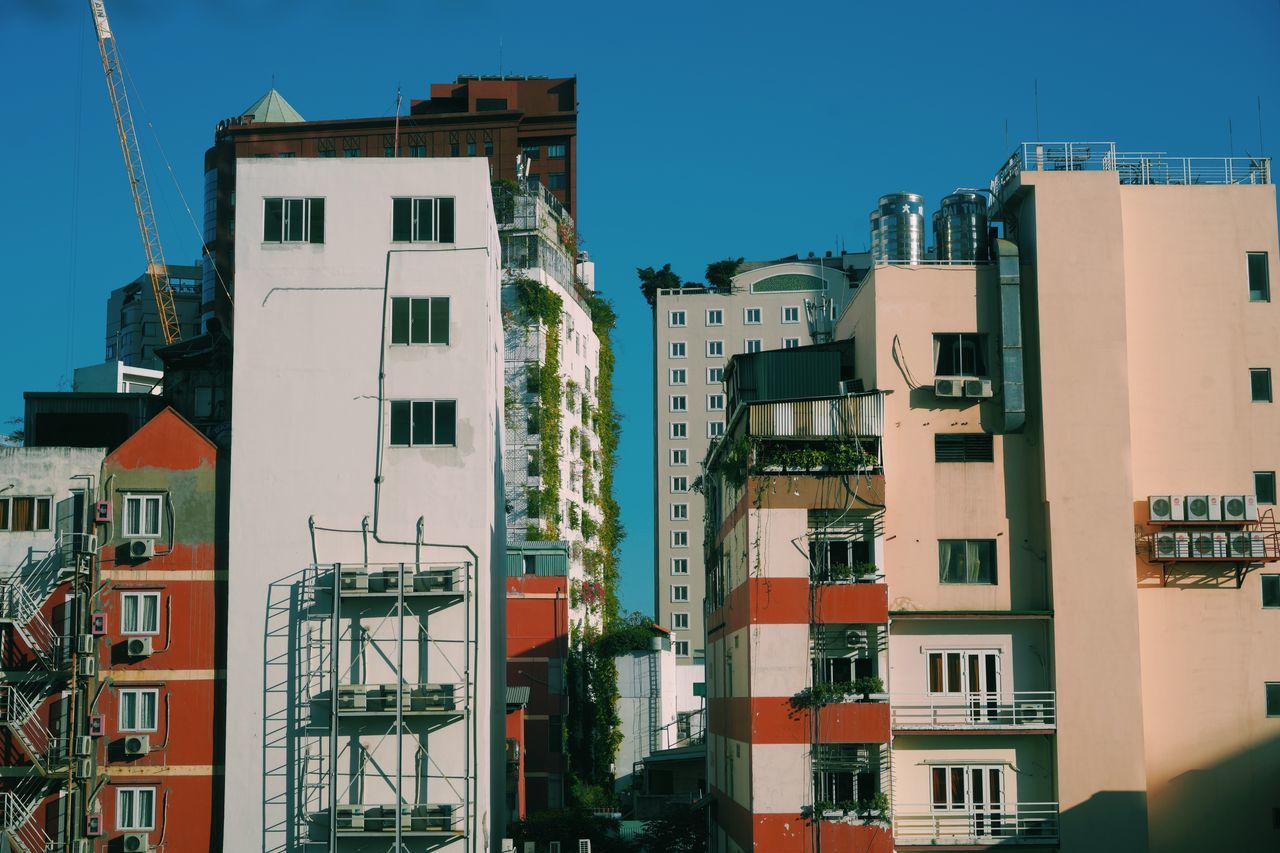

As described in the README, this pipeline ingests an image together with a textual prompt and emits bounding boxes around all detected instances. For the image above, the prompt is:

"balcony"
[894,802,1060,847]
[311,803,462,839]
[891,692,1056,732]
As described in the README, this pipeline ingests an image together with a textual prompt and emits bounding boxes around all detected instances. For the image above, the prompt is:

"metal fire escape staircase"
[647,648,661,754]
[1,781,55,853]
[0,543,74,672]
[0,686,67,777]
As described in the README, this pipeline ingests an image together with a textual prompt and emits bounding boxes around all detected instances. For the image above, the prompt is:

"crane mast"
[89,0,181,345]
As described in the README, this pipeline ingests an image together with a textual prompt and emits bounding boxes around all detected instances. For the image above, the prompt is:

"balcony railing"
[891,691,1056,730]
[992,141,1271,198]
[893,802,1060,846]
[746,393,884,441]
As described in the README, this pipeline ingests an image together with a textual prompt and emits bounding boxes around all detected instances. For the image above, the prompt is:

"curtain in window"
[127,499,141,536]
[967,541,991,582]
[939,540,966,582]
[119,789,137,828]
[145,499,160,537]
[0,499,8,530]
[122,595,139,633]
[11,498,33,532]
[142,595,158,633]
[140,691,157,729]
[121,692,138,729]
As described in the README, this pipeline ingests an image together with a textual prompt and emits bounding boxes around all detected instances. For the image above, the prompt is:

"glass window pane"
[949,768,965,809]
[928,653,943,692]
[411,401,434,445]
[1248,252,1270,302]
[119,789,135,828]
[415,198,434,242]
[1252,369,1272,402]
[121,691,137,729]
[127,498,141,536]
[390,298,410,345]
[145,498,160,536]
[939,540,965,582]
[434,401,457,446]
[142,595,158,633]
[123,595,139,633]
[1256,472,1277,505]
[931,768,947,808]
[1263,575,1280,608]
[430,297,449,344]
[390,401,411,446]
[142,691,157,729]
[0,499,8,530]
[263,198,283,241]
[138,788,154,827]
[308,197,324,244]
[410,298,430,344]
[34,498,51,530]
[285,199,305,242]
[1267,683,1280,717]
[946,653,962,693]
[438,197,455,243]
[392,198,412,242]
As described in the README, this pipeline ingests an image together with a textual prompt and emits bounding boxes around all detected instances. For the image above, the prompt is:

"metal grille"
[935,433,994,463]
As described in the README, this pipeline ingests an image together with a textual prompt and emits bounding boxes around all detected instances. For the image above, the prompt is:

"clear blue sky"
[2,0,1277,616]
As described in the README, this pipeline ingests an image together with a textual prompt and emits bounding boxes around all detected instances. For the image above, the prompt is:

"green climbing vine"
[514,276,564,540]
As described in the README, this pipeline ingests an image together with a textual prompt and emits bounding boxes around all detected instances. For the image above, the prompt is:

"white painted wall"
[227,158,504,851]
[0,447,104,571]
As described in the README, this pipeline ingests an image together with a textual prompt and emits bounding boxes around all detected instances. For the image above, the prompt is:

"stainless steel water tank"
[933,191,990,262]
[869,193,926,264]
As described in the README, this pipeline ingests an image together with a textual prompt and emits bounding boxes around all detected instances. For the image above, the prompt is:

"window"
[1251,368,1273,402]
[707,394,725,411]
[672,503,689,520]
[410,145,426,157]
[343,147,361,157]
[706,309,723,326]
[707,367,724,383]
[449,142,460,156]
[669,310,686,327]
[1263,575,1280,608]
[935,433,995,463]
[672,585,689,602]
[523,555,537,575]
[319,149,336,158]
[671,477,689,493]
[116,787,156,831]
[392,197,455,243]
[263,197,324,243]
[707,421,725,438]
[466,142,477,156]
[548,715,563,752]
[121,593,159,635]
[783,306,800,323]
[124,495,162,538]
[675,640,690,656]
[389,400,457,447]
[1268,683,1280,717]
[927,650,1000,696]
[1249,252,1270,302]
[1257,471,1277,505]
[934,333,988,377]
[671,422,688,439]
[384,146,395,157]
[547,172,568,189]
[670,395,687,412]
[672,531,689,548]
[672,558,689,575]
[744,308,762,325]
[0,497,52,532]
[521,145,540,160]
[390,297,450,345]
[119,688,158,732]
[745,339,762,354]
[669,368,687,385]
[670,342,687,358]
[707,340,724,358]
[783,337,800,349]
[930,765,1004,814]
[547,143,566,158]
[672,612,689,630]
[671,449,688,466]
[938,539,996,584]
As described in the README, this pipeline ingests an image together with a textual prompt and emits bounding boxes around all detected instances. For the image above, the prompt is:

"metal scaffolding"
[264,553,476,853]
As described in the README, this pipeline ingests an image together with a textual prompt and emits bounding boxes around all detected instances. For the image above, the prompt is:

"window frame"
[672,612,690,630]
[782,305,801,324]
[669,395,688,413]
[120,592,160,636]
[670,449,688,466]
[707,367,724,384]
[671,531,689,548]
[674,640,690,657]
[706,340,724,358]
[669,368,687,385]
[116,787,157,831]
[668,310,686,328]
[546,143,567,159]
[262,196,324,244]
[118,688,159,733]
[705,309,724,326]
[707,394,725,411]
[123,494,164,539]
[1262,574,1280,609]
[1251,368,1273,403]
[671,558,690,576]
[707,421,726,438]
[933,332,989,378]
[391,196,456,244]
[782,337,800,349]
[670,341,687,359]
[744,307,762,325]
[1256,471,1277,505]
[937,539,997,585]
[1267,682,1280,717]
[671,503,689,521]
[388,399,458,448]
[390,296,450,346]
[671,585,690,603]
[671,476,689,493]
[744,339,762,354]
[1248,252,1270,303]
[0,496,53,533]
[670,422,688,440]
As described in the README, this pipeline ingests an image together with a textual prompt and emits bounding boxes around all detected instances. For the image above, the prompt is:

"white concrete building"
[614,631,706,793]
[226,157,505,852]
[0,446,104,574]
[72,361,164,395]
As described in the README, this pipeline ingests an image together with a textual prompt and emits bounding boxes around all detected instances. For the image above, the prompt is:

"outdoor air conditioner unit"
[334,804,365,831]
[74,757,94,779]
[964,377,993,398]
[336,684,368,712]
[72,839,94,853]
[1185,495,1221,522]
[126,637,153,658]
[78,657,97,678]
[127,539,155,561]
[88,714,105,737]
[839,379,864,395]
[1228,532,1255,558]
[1212,531,1229,558]
[120,833,150,853]
[370,568,401,593]
[76,634,97,656]
[1252,532,1270,557]
[124,734,151,757]
[339,567,368,593]
[1189,531,1217,558]
[844,629,867,650]
[1152,532,1189,559]
[86,814,103,836]
[74,735,94,756]
[1148,495,1185,523]
[1222,494,1258,522]
[934,378,964,398]
[414,568,455,592]
[91,612,107,635]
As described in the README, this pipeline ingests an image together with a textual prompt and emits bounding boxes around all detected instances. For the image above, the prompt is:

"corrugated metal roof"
[505,686,531,707]
[241,88,305,123]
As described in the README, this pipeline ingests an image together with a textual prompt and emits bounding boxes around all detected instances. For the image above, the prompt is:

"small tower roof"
[241,88,305,123]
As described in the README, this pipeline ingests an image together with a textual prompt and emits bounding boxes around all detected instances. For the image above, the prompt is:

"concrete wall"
[226,158,504,851]
[0,446,104,570]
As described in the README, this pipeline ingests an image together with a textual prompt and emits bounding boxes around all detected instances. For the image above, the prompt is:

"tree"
[704,257,744,293]
[511,809,636,853]
[637,264,685,306]
[635,806,708,853]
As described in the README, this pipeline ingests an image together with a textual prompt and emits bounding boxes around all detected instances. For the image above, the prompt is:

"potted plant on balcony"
[858,791,890,824]
[852,562,877,583]
[852,675,885,702]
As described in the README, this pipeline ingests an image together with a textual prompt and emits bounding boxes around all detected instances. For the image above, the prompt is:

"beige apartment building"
[701,143,1278,853]
[651,258,866,664]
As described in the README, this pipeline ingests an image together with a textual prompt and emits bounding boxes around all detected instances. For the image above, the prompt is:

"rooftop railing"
[745,393,886,442]
[991,141,1271,197]
[891,691,1056,729]
[894,802,1060,846]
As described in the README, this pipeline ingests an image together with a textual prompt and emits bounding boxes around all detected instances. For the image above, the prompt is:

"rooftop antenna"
[393,84,402,157]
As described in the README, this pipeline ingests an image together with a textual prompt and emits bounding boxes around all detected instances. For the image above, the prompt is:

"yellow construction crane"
[88,0,182,345]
